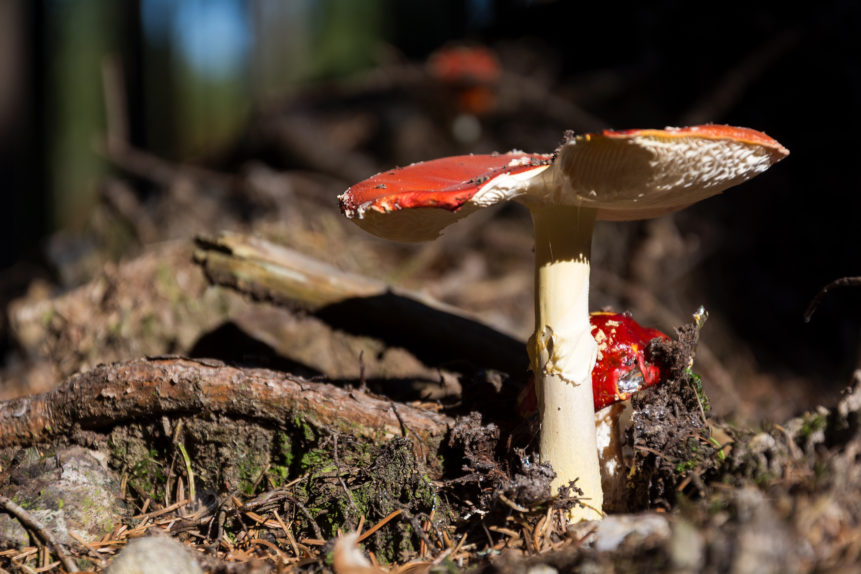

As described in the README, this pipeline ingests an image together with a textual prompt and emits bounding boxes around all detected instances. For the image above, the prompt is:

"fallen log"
[0,356,452,449]
[194,232,529,375]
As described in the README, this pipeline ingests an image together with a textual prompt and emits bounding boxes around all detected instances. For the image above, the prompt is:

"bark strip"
[0,357,452,448]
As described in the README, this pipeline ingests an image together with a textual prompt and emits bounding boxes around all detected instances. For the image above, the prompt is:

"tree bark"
[0,357,452,449]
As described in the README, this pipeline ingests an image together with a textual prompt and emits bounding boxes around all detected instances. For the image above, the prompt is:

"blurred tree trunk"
[0,0,44,269]
[46,0,112,231]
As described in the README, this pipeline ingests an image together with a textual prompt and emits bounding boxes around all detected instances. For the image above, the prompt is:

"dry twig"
[0,494,78,573]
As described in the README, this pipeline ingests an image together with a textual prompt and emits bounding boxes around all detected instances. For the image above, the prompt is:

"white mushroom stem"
[528,204,602,522]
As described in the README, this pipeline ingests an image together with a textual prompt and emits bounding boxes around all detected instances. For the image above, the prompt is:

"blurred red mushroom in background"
[427,44,500,116]
[427,44,501,143]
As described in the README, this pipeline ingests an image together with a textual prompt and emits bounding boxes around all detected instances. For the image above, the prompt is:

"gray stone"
[592,512,671,552]
[106,535,203,574]
[1,446,126,546]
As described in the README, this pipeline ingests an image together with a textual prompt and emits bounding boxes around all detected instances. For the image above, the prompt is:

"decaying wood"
[194,232,528,375]
[0,357,452,449]
[194,232,387,311]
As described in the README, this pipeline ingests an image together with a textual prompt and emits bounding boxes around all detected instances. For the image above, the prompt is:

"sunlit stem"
[529,204,602,522]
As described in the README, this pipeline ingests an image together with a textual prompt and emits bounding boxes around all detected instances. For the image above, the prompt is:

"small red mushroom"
[340,125,788,521]
[517,312,671,417]
[589,312,671,409]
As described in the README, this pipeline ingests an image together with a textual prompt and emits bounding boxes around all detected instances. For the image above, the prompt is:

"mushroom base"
[536,369,604,521]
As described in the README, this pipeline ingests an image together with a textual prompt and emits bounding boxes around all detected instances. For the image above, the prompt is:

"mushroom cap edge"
[338,152,551,241]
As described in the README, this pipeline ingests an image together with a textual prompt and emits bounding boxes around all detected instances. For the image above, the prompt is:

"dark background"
[1,0,859,415]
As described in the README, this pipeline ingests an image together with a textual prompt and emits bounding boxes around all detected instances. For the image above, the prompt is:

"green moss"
[708,437,727,462]
[686,368,710,413]
[100,411,441,564]
[238,459,267,495]
[75,557,98,572]
[299,448,335,474]
[324,548,335,566]
[349,439,438,562]
[753,471,775,486]
[264,432,295,488]
[140,312,159,337]
[156,263,180,298]
[41,307,57,327]
[268,464,290,486]
[81,495,97,512]
[13,495,34,510]
[707,495,727,515]
[179,420,274,497]
[294,414,317,443]
[106,315,123,339]
[799,412,827,440]
[127,448,167,503]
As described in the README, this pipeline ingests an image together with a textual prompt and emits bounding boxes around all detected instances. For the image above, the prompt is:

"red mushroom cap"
[589,312,671,409]
[340,125,788,241]
[340,153,551,215]
[427,45,501,87]
[339,153,551,241]
[554,124,789,221]
[516,312,671,417]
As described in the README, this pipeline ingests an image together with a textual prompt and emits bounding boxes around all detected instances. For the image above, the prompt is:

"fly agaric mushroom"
[589,311,671,409]
[339,125,788,522]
